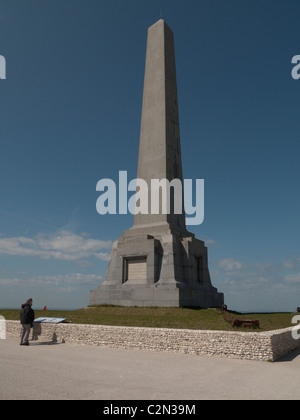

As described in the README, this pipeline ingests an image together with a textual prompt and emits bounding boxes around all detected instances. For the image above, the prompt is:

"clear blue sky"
[0,0,300,311]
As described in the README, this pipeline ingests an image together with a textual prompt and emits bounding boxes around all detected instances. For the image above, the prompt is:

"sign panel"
[34,317,66,324]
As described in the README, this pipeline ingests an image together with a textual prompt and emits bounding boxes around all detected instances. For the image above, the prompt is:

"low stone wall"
[5,321,300,362]
[269,327,300,361]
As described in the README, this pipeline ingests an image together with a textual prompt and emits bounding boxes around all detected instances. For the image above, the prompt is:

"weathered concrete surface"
[134,19,185,229]
[1,338,300,400]
[90,19,223,308]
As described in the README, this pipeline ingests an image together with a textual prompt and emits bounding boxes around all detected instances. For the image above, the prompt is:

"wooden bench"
[232,318,260,328]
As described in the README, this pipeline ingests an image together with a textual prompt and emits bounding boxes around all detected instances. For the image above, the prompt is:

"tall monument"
[90,19,224,307]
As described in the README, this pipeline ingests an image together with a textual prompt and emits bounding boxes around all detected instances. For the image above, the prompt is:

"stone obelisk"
[90,20,224,307]
[133,19,185,232]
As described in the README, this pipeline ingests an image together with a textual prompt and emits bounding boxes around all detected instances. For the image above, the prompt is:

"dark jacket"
[20,303,35,324]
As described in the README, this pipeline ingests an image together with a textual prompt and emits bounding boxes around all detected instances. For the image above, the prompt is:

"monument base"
[90,225,224,308]
[90,283,224,308]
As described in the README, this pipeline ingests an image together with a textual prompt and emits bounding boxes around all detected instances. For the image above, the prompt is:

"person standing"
[20,298,35,346]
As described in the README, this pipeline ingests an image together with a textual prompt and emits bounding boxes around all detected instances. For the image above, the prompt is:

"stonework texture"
[6,321,300,362]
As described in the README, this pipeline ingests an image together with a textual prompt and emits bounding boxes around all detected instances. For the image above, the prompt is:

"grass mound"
[0,306,297,332]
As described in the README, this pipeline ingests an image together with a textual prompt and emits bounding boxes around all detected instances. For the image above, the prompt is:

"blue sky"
[0,0,300,311]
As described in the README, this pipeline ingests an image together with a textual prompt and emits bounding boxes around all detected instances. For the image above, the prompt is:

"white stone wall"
[6,321,300,362]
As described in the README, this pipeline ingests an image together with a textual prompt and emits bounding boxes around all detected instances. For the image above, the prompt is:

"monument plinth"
[90,20,224,307]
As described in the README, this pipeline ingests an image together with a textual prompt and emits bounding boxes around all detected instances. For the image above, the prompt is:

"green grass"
[0,306,297,332]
